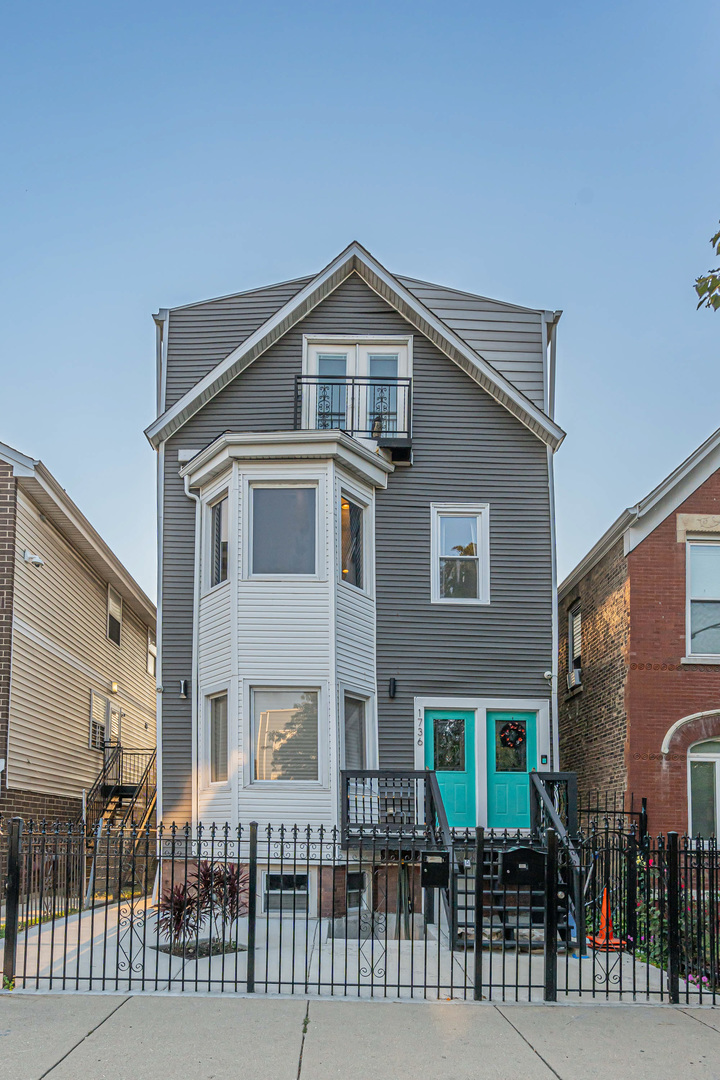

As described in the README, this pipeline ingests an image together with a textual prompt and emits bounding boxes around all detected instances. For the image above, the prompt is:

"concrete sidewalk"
[1,995,719,1080]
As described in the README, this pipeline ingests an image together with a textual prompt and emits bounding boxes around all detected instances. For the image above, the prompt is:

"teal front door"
[424,709,476,828]
[486,711,537,829]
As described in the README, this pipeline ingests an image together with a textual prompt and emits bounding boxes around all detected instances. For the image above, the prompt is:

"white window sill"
[431,598,491,606]
[681,656,720,665]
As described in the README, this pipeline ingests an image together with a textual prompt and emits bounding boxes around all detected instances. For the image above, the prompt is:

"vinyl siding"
[8,491,156,800]
[160,274,552,820]
[398,276,547,409]
[165,277,314,408]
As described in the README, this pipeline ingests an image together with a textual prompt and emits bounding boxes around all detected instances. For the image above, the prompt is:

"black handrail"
[83,745,122,834]
[294,375,412,441]
[117,750,157,828]
[530,771,586,950]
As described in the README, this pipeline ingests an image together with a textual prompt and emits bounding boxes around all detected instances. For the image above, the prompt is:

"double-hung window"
[687,540,720,657]
[431,504,490,604]
[209,693,229,784]
[568,604,582,687]
[107,585,122,646]
[251,485,317,576]
[210,495,229,588]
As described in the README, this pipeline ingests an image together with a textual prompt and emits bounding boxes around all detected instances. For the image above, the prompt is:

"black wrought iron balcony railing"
[294,375,412,443]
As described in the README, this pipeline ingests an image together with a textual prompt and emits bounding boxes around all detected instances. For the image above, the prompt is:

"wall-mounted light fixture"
[179,679,189,699]
[388,678,397,699]
[110,682,119,694]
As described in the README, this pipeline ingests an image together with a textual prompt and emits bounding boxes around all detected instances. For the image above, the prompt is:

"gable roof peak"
[145,242,565,451]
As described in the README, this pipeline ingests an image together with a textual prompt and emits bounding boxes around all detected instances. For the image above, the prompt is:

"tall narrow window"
[568,604,582,674]
[147,628,157,677]
[210,496,229,587]
[689,740,720,837]
[340,496,363,589]
[344,695,366,769]
[209,693,229,783]
[688,541,720,656]
[252,689,319,781]
[107,586,122,646]
[251,486,316,576]
[431,505,489,604]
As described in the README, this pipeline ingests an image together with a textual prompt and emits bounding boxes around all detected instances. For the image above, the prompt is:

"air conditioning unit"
[567,668,582,690]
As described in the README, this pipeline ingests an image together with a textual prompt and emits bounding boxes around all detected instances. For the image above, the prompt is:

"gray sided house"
[145,242,565,832]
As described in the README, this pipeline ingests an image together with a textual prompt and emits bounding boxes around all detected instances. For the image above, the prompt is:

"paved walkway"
[1,994,719,1079]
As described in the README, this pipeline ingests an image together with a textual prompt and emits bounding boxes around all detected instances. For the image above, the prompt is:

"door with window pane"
[424,708,476,827]
[486,711,537,829]
[315,353,349,430]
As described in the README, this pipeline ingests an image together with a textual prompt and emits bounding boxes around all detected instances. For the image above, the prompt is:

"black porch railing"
[293,375,412,442]
[84,747,157,835]
[1,816,719,1002]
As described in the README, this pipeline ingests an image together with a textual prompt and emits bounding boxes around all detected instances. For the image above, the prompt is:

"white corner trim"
[661,709,720,755]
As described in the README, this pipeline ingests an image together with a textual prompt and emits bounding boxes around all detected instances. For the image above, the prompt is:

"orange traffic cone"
[587,887,625,951]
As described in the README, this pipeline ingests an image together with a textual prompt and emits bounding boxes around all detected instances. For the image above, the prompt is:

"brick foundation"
[0,787,82,825]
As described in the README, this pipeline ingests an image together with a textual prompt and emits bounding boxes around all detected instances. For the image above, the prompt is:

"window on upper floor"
[343,694,367,770]
[567,603,582,689]
[147,628,157,678]
[430,504,490,604]
[687,540,720,657]
[301,338,411,441]
[251,485,317,576]
[107,585,122,646]
[210,495,229,588]
[340,495,363,590]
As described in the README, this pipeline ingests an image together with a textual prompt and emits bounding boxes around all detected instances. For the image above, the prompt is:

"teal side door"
[424,709,476,828]
[486,711,537,829]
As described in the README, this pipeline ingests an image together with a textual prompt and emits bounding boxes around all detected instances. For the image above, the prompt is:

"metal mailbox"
[421,851,450,889]
[499,846,546,888]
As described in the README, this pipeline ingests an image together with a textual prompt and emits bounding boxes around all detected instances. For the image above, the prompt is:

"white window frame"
[203,686,231,789]
[685,537,720,661]
[338,484,372,595]
[204,488,230,594]
[89,690,108,751]
[302,335,412,435]
[430,503,490,605]
[339,688,377,771]
[147,627,157,678]
[687,741,720,839]
[245,478,322,581]
[261,869,316,916]
[245,682,327,788]
[107,585,122,646]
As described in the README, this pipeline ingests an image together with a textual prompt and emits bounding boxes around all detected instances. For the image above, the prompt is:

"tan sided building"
[0,440,156,823]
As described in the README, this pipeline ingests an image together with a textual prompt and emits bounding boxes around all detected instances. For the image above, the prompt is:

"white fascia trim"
[0,440,37,477]
[144,242,566,451]
[180,430,394,491]
[661,710,720,755]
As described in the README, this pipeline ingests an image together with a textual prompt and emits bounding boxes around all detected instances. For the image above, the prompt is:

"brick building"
[558,428,720,836]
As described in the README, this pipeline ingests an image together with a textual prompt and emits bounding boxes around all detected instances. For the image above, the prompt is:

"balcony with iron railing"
[294,375,412,454]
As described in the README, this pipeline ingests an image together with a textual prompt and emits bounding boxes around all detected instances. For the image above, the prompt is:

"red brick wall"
[0,787,82,825]
[558,538,629,802]
[626,469,720,835]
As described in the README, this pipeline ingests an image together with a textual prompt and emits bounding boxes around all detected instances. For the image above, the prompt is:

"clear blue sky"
[1,2,718,599]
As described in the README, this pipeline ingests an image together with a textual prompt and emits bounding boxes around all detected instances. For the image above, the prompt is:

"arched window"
[688,739,720,837]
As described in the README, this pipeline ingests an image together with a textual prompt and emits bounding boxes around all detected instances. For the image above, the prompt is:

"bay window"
[251,485,316,576]
[340,495,363,589]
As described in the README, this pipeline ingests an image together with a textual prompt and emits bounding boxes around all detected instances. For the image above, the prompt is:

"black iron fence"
[1,817,718,1002]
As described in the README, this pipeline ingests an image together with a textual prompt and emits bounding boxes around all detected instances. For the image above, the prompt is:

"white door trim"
[414,696,551,827]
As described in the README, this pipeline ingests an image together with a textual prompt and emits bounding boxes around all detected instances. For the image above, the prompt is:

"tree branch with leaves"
[695,223,720,311]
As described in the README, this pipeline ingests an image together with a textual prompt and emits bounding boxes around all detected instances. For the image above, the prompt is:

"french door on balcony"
[305,341,409,439]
